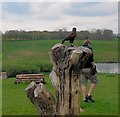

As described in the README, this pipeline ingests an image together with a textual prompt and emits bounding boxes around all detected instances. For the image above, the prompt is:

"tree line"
[2,29,117,41]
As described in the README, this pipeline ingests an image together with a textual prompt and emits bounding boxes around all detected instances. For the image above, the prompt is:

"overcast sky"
[1,1,119,33]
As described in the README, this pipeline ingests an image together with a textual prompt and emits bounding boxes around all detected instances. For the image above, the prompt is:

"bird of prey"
[61,27,77,46]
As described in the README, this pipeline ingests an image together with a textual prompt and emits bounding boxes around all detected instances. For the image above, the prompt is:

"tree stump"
[25,43,92,116]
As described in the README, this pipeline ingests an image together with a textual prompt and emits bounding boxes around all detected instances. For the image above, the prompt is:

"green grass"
[2,40,118,76]
[0,79,2,116]
[91,40,118,62]
[2,73,118,115]
[80,73,118,115]
[2,79,38,115]
[2,39,118,115]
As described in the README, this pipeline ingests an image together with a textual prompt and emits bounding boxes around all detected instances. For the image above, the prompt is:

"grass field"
[2,73,118,115]
[2,40,118,76]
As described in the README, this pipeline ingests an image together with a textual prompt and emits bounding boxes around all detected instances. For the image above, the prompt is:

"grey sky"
[1,1,118,33]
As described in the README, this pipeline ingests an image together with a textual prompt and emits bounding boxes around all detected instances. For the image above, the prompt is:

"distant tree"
[79,30,90,39]
[2,28,115,41]
[102,29,113,40]
[95,29,102,39]
[118,33,120,38]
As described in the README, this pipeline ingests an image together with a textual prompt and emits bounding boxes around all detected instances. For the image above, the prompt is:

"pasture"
[2,40,118,77]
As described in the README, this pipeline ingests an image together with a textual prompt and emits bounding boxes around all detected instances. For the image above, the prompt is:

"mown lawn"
[2,73,118,115]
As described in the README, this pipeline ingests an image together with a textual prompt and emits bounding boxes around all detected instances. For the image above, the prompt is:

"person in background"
[80,38,98,102]
[61,27,77,46]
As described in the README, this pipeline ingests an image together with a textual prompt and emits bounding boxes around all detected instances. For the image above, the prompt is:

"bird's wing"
[65,32,76,39]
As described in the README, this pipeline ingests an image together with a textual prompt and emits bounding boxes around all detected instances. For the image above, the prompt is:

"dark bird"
[61,27,77,46]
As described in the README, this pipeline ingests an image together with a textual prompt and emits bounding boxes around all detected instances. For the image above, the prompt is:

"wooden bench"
[15,74,44,84]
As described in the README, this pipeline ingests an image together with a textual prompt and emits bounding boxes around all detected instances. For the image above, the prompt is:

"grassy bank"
[2,40,118,77]
[2,73,118,115]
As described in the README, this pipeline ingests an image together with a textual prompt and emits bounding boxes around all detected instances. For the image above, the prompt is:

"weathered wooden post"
[0,72,7,79]
[25,43,92,116]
